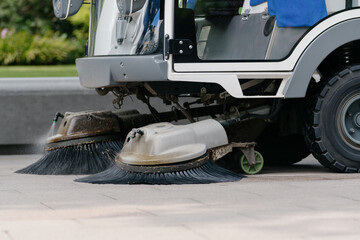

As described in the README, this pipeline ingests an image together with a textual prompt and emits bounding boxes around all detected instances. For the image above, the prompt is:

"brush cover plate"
[119,119,228,165]
[48,111,121,143]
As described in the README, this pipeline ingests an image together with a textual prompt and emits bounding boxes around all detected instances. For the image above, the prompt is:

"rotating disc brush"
[75,152,242,184]
[76,120,244,184]
[16,110,127,175]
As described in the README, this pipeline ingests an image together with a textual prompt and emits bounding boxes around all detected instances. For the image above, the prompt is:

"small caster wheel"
[240,151,264,175]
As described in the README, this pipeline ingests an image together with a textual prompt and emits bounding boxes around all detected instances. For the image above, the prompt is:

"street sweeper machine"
[17,0,360,184]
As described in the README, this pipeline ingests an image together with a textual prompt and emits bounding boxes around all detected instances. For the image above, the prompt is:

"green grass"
[0,65,78,78]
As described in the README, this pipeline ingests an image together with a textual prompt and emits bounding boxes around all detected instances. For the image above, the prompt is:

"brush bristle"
[15,140,124,175]
[75,161,243,185]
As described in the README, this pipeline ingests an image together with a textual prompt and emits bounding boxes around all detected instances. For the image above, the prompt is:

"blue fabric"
[151,11,160,27]
[250,0,267,6]
[143,0,160,26]
[268,0,276,16]
[273,0,327,27]
[186,0,197,10]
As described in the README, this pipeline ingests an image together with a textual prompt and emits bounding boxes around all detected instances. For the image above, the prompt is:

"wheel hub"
[340,94,360,148]
[353,113,360,128]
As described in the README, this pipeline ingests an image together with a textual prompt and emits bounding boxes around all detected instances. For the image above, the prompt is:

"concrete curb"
[0,77,114,150]
[0,77,175,153]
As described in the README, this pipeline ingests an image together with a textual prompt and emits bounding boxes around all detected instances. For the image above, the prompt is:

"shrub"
[0,2,89,65]
[0,0,73,35]
[0,30,83,65]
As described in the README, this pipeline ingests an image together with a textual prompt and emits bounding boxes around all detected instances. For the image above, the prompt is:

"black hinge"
[165,36,194,59]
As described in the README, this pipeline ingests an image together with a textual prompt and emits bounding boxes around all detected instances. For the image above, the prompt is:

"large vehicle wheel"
[306,66,360,172]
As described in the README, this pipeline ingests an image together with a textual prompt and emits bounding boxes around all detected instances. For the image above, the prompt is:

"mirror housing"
[117,0,147,15]
[53,0,84,19]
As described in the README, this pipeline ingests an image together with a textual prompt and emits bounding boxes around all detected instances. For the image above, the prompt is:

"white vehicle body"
[71,0,360,172]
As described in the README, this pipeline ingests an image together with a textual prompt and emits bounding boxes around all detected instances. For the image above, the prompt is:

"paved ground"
[1,155,360,240]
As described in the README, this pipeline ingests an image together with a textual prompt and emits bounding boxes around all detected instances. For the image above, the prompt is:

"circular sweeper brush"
[76,120,244,184]
[16,110,128,175]
[75,152,242,184]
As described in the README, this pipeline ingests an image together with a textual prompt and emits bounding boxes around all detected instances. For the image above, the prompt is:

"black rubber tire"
[256,132,310,166]
[306,65,360,172]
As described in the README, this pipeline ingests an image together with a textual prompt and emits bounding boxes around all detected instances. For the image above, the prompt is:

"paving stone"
[1,155,360,240]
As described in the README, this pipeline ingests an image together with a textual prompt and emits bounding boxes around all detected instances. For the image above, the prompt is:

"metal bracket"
[240,147,256,166]
[262,7,270,20]
[241,9,250,21]
[169,39,194,56]
[210,142,257,165]
[130,128,145,139]
[164,36,194,60]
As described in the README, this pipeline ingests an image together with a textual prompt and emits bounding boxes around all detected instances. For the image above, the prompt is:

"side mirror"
[53,0,84,19]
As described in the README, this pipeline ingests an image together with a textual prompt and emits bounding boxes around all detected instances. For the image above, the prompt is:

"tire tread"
[305,66,360,172]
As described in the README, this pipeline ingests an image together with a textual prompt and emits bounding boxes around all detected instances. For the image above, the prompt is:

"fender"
[285,18,360,98]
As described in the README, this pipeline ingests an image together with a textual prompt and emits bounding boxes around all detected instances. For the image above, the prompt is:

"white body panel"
[119,119,228,165]
[93,0,118,56]
[163,1,360,98]
[326,0,360,13]
[94,0,148,56]
[83,1,360,99]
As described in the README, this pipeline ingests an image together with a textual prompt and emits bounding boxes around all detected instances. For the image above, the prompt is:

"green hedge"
[0,31,84,65]
[0,2,89,65]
